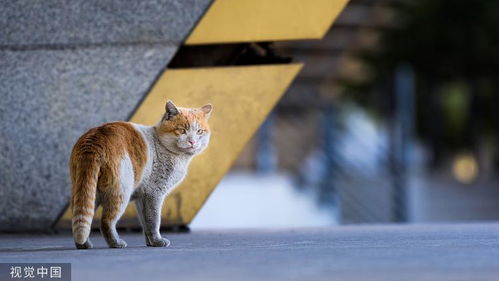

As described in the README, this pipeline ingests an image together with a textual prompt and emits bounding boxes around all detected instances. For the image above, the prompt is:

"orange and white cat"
[70,100,212,249]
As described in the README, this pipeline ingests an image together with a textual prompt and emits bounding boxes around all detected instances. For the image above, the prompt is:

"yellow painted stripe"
[59,64,302,227]
[186,0,349,45]
[130,64,302,225]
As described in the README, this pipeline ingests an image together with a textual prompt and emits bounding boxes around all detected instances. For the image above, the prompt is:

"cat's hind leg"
[100,155,134,248]
[100,192,129,248]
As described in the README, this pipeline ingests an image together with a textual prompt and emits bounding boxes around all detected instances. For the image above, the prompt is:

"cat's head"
[156,100,212,155]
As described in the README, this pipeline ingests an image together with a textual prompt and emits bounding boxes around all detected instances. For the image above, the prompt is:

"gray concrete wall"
[0,0,213,231]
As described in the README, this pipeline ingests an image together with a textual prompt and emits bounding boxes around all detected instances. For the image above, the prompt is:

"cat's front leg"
[136,193,170,247]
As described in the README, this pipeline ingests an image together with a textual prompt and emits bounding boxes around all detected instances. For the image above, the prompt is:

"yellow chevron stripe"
[186,0,349,44]
[58,64,302,228]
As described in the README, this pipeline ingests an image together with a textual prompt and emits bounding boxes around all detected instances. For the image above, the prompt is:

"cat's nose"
[188,140,196,146]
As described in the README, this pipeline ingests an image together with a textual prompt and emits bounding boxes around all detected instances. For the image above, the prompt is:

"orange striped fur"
[158,107,210,136]
[70,122,147,246]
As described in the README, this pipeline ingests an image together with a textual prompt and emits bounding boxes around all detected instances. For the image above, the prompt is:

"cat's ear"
[201,104,213,119]
[164,100,179,120]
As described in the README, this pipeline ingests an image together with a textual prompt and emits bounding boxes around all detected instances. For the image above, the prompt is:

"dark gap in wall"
[168,42,293,68]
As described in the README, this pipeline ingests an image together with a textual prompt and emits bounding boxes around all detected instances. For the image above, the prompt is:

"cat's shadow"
[0,245,145,253]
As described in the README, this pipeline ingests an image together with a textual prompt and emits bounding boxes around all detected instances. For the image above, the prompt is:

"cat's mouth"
[187,146,198,152]
[182,147,197,155]
[179,144,197,152]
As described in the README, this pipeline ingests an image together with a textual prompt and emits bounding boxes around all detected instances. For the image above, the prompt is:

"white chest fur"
[132,124,192,195]
[148,148,190,193]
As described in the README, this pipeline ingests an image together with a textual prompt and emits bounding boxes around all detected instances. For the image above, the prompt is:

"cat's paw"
[147,237,170,247]
[75,239,93,250]
[109,239,127,248]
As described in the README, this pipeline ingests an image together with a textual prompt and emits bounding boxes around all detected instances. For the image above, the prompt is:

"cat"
[70,100,212,249]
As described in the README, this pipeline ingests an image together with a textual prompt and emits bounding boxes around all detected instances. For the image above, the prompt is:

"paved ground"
[1,223,499,281]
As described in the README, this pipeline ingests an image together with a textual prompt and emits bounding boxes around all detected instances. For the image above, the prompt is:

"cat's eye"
[177,128,186,134]
[197,129,204,135]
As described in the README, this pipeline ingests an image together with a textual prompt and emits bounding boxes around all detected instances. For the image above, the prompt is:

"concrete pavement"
[1,223,499,281]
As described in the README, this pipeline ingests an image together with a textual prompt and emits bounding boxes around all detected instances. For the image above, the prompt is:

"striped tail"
[70,153,100,247]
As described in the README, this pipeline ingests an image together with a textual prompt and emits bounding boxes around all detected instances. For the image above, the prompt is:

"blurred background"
[3,0,499,232]
[193,0,499,228]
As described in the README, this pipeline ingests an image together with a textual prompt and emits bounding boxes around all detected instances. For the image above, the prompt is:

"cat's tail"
[70,150,100,247]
